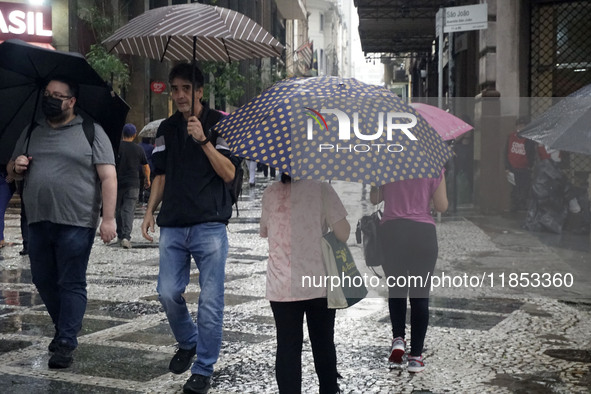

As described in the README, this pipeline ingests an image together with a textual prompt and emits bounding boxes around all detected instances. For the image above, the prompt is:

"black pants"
[380,219,438,357]
[511,167,531,211]
[270,298,339,394]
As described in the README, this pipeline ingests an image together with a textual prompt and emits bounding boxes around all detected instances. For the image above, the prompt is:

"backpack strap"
[25,118,95,154]
[82,117,95,148]
[24,121,40,155]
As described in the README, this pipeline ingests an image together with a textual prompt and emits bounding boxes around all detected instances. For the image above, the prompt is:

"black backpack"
[227,157,244,216]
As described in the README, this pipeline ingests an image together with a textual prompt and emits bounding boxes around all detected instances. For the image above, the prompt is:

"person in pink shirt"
[260,174,350,394]
[370,171,448,373]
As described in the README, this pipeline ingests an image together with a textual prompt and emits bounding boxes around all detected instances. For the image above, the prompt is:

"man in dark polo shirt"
[141,63,239,394]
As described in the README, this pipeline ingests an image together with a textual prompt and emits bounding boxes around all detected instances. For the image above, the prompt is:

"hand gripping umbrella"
[0,39,129,163]
[213,76,453,186]
[103,3,284,116]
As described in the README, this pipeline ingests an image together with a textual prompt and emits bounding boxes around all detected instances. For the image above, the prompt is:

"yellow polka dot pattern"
[214,76,453,186]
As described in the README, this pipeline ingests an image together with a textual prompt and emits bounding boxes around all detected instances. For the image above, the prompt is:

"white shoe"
[388,337,405,364]
[569,198,581,213]
[407,355,425,373]
[120,239,132,249]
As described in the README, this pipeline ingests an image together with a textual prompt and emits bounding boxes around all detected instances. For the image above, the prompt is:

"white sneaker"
[388,337,406,364]
[120,239,132,249]
[407,355,425,373]
[569,198,581,213]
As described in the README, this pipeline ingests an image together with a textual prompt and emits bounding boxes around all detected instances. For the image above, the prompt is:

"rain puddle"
[488,372,561,393]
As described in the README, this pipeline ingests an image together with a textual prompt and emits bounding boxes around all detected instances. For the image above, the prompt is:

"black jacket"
[152,106,238,226]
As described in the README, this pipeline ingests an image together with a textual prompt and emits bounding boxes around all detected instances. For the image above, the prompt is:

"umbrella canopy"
[519,84,591,155]
[102,3,284,62]
[410,102,473,141]
[0,39,129,163]
[138,118,165,138]
[214,76,453,186]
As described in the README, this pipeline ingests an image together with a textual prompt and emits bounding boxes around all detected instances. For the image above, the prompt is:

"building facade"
[356,0,591,213]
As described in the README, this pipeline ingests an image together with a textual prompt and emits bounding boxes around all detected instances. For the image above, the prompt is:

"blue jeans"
[0,173,15,242]
[28,222,95,348]
[157,223,228,376]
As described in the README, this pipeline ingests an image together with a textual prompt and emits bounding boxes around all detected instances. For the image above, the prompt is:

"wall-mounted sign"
[443,4,487,33]
[150,81,166,94]
[0,1,52,43]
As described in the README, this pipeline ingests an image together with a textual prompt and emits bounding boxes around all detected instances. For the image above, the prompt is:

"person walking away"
[116,124,150,248]
[0,164,16,249]
[505,117,535,211]
[139,137,154,204]
[260,174,350,394]
[370,170,448,373]
[260,163,276,179]
[7,77,117,368]
[140,63,239,394]
[246,159,257,187]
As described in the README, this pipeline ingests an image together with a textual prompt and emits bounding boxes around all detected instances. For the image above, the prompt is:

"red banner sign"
[0,1,52,43]
[150,81,166,94]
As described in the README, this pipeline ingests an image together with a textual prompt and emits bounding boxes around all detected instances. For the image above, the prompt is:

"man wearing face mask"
[6,77,117,369]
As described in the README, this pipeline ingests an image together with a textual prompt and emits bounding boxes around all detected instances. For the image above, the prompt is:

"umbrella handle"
[191,36,197,117]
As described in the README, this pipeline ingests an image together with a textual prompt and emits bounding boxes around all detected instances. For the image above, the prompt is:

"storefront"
[0,1,54,49]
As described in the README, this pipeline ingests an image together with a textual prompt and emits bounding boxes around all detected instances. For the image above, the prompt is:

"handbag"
[356,209,385,270]
[320,183,368,309]
[321,231,368,309]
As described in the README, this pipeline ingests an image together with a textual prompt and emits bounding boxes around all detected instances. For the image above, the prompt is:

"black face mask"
[41,96,65,119]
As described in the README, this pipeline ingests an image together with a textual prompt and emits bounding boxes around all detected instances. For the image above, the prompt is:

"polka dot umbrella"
[214,76,453,186]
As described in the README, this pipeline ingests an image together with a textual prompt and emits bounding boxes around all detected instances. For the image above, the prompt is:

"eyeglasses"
[43,90,72,101]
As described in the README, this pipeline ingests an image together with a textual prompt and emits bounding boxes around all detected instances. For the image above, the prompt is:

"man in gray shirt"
[7,77,117,369]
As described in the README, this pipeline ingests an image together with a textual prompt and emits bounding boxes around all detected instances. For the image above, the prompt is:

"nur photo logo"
[304,107,419,153]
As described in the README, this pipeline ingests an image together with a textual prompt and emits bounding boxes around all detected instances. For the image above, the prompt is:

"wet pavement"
[0,175,590,393]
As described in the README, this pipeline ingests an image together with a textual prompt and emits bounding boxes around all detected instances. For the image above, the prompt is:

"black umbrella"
[0,39,130,164]
[519,83,591,155]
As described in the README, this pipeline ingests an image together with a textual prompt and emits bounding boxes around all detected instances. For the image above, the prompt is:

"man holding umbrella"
[141,63,239,394]
[7,77,118,368]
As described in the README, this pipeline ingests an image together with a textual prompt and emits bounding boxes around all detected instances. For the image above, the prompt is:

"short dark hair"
[47,76,79,99]
[168,62,204,90]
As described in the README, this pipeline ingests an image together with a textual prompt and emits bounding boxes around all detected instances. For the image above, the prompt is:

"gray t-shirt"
[11,115,115,228]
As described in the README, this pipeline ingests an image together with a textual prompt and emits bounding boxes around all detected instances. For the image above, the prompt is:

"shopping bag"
[321,232,368,309]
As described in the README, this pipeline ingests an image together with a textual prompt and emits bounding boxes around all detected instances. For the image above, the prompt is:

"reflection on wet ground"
[0,374,141,394]
[0,313,128,336]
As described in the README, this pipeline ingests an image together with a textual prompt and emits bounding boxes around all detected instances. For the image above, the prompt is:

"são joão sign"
[0,1,52,43]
